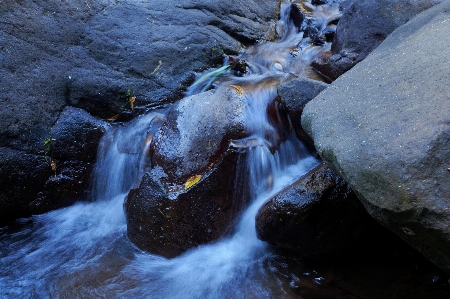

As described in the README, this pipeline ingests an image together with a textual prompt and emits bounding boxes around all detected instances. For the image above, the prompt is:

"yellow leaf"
[129,96,136,109]
[184,175,202,190]
[107,113,120,122]
[229,85,243,96]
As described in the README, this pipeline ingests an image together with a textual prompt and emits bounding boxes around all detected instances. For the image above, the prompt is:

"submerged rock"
[256,162,367,258]
[311,0,444,81]
[302,0,450,273]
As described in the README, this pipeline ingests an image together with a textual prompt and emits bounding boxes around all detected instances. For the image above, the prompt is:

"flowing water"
[0,108,318,298]
[0,1,346,298]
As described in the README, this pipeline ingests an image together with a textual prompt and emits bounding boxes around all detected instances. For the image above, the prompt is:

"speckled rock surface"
[302,0,450,273]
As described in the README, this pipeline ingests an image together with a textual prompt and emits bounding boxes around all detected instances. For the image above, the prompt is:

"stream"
[1,1,450,298]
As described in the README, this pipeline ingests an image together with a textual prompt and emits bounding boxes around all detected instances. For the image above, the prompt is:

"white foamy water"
[0,121,317,298]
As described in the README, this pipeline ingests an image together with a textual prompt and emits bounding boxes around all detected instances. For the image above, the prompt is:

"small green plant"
[43,137,57,176]
[108,89,136,122]
[43,137,52,156]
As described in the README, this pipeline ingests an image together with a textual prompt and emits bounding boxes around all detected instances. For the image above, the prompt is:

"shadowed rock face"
[125,152,245,258]
[29,107,108,213]
[302,0,450,273]
[277,77,328,152]
[311,0,444,81]
[256,162,368,258]
[0,0,279,224]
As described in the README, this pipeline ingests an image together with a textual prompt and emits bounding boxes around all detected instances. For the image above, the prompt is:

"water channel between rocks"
[1,1,449,298]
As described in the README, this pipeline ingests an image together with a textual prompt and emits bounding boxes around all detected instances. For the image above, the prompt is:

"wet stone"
[312,0,328,5]
[256,162,370,258]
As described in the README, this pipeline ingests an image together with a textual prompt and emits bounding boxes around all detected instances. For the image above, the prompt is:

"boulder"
[302,0,450,273]
[0,148,53,224]
[0,0,280,223]
[50,106,108,162]
[0,107,107,224]
[28,107,108,214]
[29,160,94,214]
[311,0,444,81]
[278,78,328,151]
[125,78,292,257]
[256,162,367,258]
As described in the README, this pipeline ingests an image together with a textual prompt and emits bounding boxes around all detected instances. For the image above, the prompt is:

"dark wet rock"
[290,3,305,30]
[51,106,108,162]
[0,0,279,223]
[29,160,94,214]
[322,26,336,42]
[277,78,328,151]
[125,151,245,258]
[126,85,249,257]
[1,0,279,138]
[125,81,290,257]
[278,78,328,126]
[22,107,107,215]
[0,148,53,225]
[302,0,450,273]
[312,0,328,5]
[256,162,368,258]
[311,0,444,81]
[311,50,358,83]
[229,57,248,76]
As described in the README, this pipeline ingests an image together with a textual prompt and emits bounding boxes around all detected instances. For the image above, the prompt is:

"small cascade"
[0,111,167,298]
[91,111,166,201]
[0,1,345,298]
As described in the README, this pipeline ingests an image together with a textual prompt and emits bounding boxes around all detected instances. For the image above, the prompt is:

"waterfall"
[0,1,343,297]
[112,77,318,298]
[0,106,317,299]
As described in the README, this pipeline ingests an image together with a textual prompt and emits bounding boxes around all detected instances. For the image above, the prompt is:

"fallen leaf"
[229,85,243,96]
[107,113,120,122]
[184,175,202,190]
[129,96,136,109]
[50,159,57,177]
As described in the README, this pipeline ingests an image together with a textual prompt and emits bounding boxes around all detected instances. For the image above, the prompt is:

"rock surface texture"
[125,85,250,258]
[256,162,368,258]
[302,0,450,273]
[311,0,444,81]
[0,0,279,224]
[278,78,328,150]
[125,78,293,257]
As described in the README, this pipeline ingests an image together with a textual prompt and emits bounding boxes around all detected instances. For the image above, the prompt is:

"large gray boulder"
[0,0,279,224]
[302,0,450,273]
